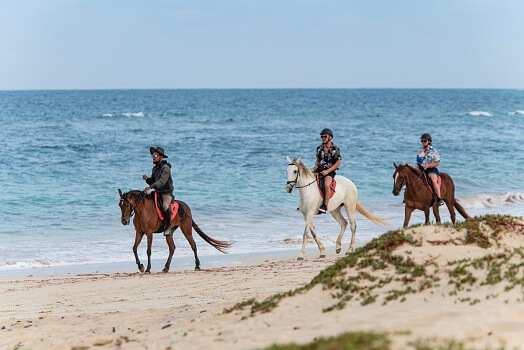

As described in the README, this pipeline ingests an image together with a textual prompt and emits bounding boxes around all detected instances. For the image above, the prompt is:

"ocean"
[0,89,523,272]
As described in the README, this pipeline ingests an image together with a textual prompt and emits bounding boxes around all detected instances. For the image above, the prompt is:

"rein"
[122,191,147,221]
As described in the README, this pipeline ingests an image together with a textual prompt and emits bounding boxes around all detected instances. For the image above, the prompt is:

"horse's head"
[118,189,133,225]
[392,162,408,196]
[285,156,301,193]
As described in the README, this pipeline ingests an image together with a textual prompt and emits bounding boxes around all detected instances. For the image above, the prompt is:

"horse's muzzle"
[286,184,294,193]
[392,188,400,196]
[121,219,130,225]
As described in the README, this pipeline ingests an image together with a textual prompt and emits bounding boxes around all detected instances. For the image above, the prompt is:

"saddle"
[316,174,336,199]
[153,192,179,222]
[422,172,441,195]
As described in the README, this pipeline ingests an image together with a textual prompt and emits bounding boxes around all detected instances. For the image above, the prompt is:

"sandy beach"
[2,216,524,350]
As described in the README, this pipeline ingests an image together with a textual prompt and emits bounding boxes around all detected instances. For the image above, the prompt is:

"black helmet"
[320,128,333,137]
[420,133,432,142]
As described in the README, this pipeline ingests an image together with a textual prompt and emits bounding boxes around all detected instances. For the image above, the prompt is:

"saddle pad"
[154,192,179,221]
[316,174,336,199]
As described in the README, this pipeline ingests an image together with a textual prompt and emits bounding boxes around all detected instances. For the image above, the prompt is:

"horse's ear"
[393,161,398,169]
[297,157,302,164]
[118,189,123,198]
[286,156,291,163]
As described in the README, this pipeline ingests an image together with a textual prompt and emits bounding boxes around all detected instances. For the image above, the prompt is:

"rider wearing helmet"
[143,146,175,236]
[416,133,444,206]
[313,128,341,213]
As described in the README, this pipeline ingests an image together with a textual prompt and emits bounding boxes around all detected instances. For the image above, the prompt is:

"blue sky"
[1,0,523,89]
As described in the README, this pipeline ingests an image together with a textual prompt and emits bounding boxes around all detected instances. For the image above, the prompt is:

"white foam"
[508,110,524,115]
[457,192,524,210]
[101,112,145,118]
[467,111,492,117]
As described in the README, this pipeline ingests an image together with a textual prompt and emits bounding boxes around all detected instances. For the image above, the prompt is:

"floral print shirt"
[416,146,441,168]
[316,143,342,170]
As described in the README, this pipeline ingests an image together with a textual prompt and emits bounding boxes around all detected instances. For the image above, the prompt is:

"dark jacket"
[146,160,174,194]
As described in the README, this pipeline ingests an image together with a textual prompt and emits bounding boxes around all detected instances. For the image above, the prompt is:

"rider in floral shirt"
[313,128,342,213]
[416,133,444,206]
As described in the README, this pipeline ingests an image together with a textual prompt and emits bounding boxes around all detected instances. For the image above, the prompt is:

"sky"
[1,0,523,89]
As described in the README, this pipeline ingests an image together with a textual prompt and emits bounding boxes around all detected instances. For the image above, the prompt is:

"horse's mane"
[124,190,151,201]
[399,163,422,176]
[291,158,315,179]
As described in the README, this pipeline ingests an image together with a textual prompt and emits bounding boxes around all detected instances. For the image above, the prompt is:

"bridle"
[120,192,146,221]
[393,167,425,193]
[287,164,318,189]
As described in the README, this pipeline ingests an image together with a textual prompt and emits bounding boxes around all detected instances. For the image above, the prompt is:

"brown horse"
[392,162,470,227]
[118,189,231,272]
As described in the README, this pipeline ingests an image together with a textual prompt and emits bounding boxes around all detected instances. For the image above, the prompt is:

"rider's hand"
[144,187,152,192]
[321,170,328,176]
[142,174,148,180]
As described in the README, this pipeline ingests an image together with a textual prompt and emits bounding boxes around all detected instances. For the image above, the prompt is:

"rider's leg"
[324,176,332,206]
[428,173,444,206]
[161,193,173,236]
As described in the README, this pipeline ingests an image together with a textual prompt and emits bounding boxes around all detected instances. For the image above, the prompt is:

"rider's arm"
[151,165,170,190]
[313,158,319,171]
[425,160,440,169]
[145,174,155,185]
[326,159,341,173]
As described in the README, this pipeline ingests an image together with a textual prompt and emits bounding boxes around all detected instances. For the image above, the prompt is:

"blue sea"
[0,89,523,272]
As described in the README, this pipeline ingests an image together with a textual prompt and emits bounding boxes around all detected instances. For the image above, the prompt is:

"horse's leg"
[330,207,347,254]
[344,203,357,255]
[403,206,415,228]
[145,233,153,273]
[133,232,145,273]
[432,204,441,224]
[298,223,309,260]
[446,199,456,224]
[423,207,430,225]
[163,233,176,273]
[180,220,201,270]
[308,219,326,258]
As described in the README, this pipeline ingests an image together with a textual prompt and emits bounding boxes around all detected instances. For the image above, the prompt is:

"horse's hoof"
[138,265,144,273]
[319,254,326,258]
[345,251,350,256]
[297,257,304,261]
[336,248,341,254]
[195,266,201,271]
[145,270,151,274]
[162,268,169,273]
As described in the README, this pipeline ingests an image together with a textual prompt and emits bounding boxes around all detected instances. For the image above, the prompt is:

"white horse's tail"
[356,200,388,227]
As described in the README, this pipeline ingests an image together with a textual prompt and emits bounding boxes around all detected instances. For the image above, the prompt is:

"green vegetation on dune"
[261,332,507,350]
[224,215,524,317]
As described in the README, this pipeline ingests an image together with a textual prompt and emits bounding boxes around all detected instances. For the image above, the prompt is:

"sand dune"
[1,215,523,349]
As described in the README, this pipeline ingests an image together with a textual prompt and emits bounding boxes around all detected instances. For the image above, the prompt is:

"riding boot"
[318,203,327,214]
[163,209,172,236]
[437,198,445,206]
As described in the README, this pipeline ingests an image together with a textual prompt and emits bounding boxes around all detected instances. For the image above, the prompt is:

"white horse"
[286,156,387,260]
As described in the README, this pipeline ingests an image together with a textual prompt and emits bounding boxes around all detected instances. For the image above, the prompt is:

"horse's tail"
[356,200,388,227]
[192,220,231,254]
[453,199,471,220]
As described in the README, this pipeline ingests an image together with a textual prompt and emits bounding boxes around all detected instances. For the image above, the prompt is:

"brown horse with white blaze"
[118,189,231,272]
[392,162,470,227]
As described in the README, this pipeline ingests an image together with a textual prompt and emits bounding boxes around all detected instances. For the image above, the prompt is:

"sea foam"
[101,112,145,118]
[509,110,524,115]
[467,111,492,117]
[457,192,524,210]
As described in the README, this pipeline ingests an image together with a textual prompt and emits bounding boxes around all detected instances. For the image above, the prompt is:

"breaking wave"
[508,110,524,115]
[457,192,524,210]
[467,111,492,117]
[101,112,145,118]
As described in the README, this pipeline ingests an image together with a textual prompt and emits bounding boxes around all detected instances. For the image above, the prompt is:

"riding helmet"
[320,128,334,137]
[420,133,432,142]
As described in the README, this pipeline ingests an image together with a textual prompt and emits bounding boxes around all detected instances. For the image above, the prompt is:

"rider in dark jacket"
[143,146,174,236]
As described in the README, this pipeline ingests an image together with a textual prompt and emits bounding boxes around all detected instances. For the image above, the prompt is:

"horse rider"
[143,146,174,236]
[313,128,342,213]
[417,133,444,206]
